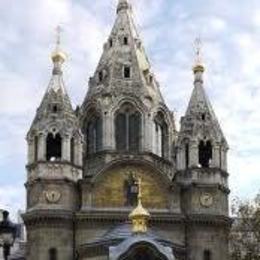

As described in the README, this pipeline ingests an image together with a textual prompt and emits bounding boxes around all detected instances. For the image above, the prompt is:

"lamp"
[0,211,17,260]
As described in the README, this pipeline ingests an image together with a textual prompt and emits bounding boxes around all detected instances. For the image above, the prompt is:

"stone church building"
[22,0,231,259]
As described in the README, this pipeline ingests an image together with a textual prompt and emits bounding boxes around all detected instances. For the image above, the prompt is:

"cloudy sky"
[0,0,259,216]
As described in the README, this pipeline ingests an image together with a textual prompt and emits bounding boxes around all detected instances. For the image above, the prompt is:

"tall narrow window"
[46,133,62,161]
[71,138,75,164]
[123,36,128,45]
[154,112,168,158]
[52,105,58,113]
[185,142,189,169]
[86,115,102,155]
[34,136,38,162]
[129,112,141,152]
[201,113,206,121]
[49,248,57,260]
[199,140,212,168]
[115,113,127,151]
[115,104,141,153]
[124,66,131,78]
[109,38,113,48]
[98,71,103,82]
[204,250,211,260]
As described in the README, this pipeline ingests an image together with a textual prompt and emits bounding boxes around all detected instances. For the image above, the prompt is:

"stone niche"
[92,164,168,209]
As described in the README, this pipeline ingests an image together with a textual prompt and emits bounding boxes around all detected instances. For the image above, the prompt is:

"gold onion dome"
[51,49,67,64]
[51,26,67,64]
[129,178,150,234]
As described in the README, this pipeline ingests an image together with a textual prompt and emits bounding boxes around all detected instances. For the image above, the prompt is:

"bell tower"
[23,28,83,260]
[176,39,230,260]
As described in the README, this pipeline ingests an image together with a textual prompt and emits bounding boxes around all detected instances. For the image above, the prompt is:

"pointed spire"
[30,27,75,122]
[181,38,227,145]
[129,178,150,234]
[46,26,68,94]
[186,38,214,117]
[83,0,165,106]
[117,0,131,14]
[51,26,67,75]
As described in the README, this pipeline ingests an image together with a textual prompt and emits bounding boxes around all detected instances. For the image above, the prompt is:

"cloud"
[0,183,25,219]
[0,0,259,218]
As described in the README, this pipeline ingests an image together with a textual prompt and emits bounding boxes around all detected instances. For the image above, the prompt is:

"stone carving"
[44,190,61,204]
[124,172,139,206]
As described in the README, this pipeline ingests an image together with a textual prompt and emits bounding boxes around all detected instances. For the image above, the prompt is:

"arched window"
[71,137,75,164]
[199,140,212,168]
[46,133,62,161]
[109,38,113,48]
[123,36,129,45]
[204,250,212,260]
[123,66,131,78]
[154,112,168,158]
[185,142,189,169]
[115,103,141,153]
[86,115,102,155]
[49,248,57,260]
[34,136,38,162]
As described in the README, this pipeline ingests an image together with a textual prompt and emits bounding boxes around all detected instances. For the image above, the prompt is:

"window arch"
[199,140,212,168]
[86,114,102,155]
[123,36,129,45]
[34,135,38,162]
[154,112,168,158]
[70,137,75,164]
[46,133,62,161]
[185,142,189,169]
[49,248,57,260]
[115,103,141,153]
[123,66,131,78]
[204,250,212,260]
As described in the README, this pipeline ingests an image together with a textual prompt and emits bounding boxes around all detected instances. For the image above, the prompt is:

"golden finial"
[193,37,205,73]
[51,25,66,64]
[129,178,150,234]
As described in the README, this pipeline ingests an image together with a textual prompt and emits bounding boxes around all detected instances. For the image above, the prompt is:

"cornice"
[22,209,74,227]
[26,161,83,171]
[76,209,185,224]
[186,214,232,227]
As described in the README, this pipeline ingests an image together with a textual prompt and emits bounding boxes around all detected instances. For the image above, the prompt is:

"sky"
[0,0,260,217]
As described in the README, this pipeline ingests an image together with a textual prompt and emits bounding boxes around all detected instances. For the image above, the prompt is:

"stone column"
[103,111,113,150]
[62,135,70,161]
[27,138,34,164]
[212,144,220,168]
[38,133,46,161]
[144,115,152,152]
[190,140,198,167]
[75,139,83,167]
[222,147,228,171]
[152,121,156,154]
[177,146,185,170]
[78,141,83,167]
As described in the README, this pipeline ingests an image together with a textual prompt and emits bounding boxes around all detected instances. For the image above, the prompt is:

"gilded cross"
[194,37,203,64]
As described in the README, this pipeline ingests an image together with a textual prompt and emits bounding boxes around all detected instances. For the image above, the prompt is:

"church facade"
[22,0,231,259]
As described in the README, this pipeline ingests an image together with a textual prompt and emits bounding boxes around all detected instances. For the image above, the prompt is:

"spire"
[29,27,75,126]
[51,26,67,76]
[181,38,227,144]
[83,0,165,106]
[47,26,68,94]
[193,37,205,83]
[129,178,150,234]
[186,38,216,118]
[117,0,131,14]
